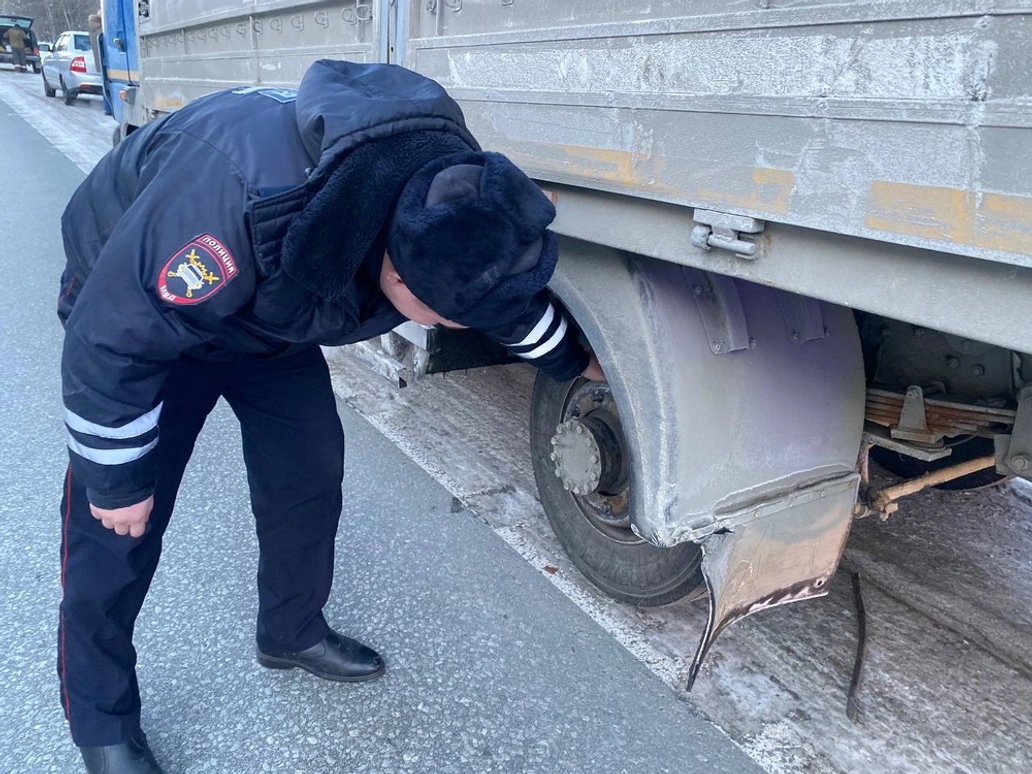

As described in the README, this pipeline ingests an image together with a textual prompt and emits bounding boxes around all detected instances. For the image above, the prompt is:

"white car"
[41,30,103,105]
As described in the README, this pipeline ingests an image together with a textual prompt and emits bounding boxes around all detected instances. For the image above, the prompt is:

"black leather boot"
[257,629,385,682]
[79,733,164,774]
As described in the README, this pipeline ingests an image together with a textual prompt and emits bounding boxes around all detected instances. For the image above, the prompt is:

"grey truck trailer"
[114,0,1032,681]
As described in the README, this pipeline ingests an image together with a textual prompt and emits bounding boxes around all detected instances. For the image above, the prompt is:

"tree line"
[1,0,100,42]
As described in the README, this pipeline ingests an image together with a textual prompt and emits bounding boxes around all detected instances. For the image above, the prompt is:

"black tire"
[870,436,1005,491]
[32,64,41,74]
[61,77,76,105]
[530,372,703,606]
[42,73,56,98]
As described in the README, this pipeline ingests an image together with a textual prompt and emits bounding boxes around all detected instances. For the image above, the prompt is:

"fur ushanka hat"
[386,151,559,329]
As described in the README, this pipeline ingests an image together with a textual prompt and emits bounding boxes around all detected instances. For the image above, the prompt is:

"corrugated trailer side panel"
[137,0,383,112]
[401,1,1032,270]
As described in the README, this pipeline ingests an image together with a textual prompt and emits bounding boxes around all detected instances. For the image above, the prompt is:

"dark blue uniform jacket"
[59,60,587,509]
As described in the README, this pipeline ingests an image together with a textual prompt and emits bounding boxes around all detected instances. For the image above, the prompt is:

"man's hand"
[90,496,154,538]
[582,352,607,382]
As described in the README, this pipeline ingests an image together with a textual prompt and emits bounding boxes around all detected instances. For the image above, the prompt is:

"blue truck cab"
[100,0,140,143]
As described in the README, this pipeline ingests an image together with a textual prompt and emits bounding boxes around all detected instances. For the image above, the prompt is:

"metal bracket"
[890,385,944,445]
[691,209,765,259]
[345,322,516,388]
[682,268,750,355]
[995,385,1032,478]
[862,423,952,463]
[774,291,827,344]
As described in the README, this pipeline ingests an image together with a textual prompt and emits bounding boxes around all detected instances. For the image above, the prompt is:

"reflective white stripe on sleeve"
[64,403,163,440]
[66,434,159,465]
[518,317,568,360]
[513,304,555,349]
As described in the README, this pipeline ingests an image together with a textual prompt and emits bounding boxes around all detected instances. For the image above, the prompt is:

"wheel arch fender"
[547,236,866,547]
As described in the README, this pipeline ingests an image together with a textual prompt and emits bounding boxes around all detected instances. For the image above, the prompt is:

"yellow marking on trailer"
[696,167,795,216]
[513,144,679,199]
[555,145,667,190]
[978,192,1032,253]
[152,96,185,110]
[105,68,140,81]
[509,141,794,216]
[866,181,1032,255]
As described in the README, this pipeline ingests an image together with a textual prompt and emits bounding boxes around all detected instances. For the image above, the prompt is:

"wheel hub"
[550,419,602,495]
[550,412,626,497]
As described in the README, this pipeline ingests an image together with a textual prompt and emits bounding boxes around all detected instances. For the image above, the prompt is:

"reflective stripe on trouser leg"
[57,360,218,746]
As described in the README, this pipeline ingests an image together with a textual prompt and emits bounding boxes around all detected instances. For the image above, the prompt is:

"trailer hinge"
[691,209,765,259]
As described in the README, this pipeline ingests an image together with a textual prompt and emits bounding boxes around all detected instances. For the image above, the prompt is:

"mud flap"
[687,473,860,688]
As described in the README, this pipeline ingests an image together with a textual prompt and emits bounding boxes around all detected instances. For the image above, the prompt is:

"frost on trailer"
[121,0,1032,686]
[135,1,383,114]
[406,1,1031,269]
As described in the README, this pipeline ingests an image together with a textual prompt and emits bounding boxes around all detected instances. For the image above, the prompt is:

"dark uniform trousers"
[58,347,345,747]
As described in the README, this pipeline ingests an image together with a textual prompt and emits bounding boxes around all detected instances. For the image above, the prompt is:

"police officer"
[58,60,602,773]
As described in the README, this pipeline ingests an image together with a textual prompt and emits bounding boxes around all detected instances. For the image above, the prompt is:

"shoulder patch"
[157,234,238,306]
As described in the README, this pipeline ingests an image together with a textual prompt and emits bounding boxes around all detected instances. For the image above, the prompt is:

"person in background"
[4,24,28,72]
[87,10,113,116]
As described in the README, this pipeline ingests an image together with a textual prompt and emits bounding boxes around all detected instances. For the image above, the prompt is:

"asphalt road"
[0,88,761,771]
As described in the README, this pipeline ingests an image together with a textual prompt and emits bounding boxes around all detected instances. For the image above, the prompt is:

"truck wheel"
[530,371,703,606]
[870,436,1005,490]
[42,73,56,98]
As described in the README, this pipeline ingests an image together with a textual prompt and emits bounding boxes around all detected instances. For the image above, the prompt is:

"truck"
[105,0,1032,684]
[98,0,142,144]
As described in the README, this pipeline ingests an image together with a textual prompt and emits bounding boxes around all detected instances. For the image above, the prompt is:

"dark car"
[1,15,41,73]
